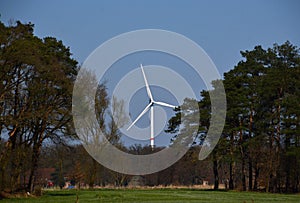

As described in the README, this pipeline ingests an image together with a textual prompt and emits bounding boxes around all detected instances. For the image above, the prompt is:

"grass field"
[1,188,299,203]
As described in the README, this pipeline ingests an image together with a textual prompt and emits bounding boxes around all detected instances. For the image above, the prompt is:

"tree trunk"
[248,158,253,191]
[248,108,253,191]
[0,127,19,189]
[242,157,246,191]
[295,173,299,193]
[285,160,290,193]
[213,153,219,190]
[239,117,246,191]
[240,145,246,191]
[253,165,259,191]
[229,161,234,190]
[89,159,97,188]
[27,141,42,192]
[229,132,235,190]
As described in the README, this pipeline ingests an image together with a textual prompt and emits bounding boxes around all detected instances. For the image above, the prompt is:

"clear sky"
[1,0,299,74]
[1,0,299,147]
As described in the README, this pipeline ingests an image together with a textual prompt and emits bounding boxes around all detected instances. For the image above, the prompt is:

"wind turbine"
[127,64,177,149]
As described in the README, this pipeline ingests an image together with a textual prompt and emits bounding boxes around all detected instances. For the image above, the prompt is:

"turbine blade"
[154,101,177,109]
[141,64,154,102]
[127,103,152,130]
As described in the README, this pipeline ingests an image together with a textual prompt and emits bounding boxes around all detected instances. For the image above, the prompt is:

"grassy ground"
[1,188,299,203]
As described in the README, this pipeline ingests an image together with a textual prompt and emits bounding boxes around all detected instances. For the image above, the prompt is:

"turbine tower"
[127,64,177,149]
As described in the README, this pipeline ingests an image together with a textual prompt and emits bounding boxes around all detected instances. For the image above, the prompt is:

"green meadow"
[2,189,299,203]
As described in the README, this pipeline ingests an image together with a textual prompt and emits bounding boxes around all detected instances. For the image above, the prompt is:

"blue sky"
[1,0,299,147]
[1,0,299,74]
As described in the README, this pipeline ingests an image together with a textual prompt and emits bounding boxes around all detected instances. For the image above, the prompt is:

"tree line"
[167,41,300,193]
[1,20,299,194]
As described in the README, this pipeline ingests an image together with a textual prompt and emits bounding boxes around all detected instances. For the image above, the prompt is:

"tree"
[261,41,300,192]
[166,87,222,190]
[72,68,129,188]
[222,41,300,192]
[51,167,65,189]
[0,20,78,192]
[223,45,268,191]
[166,41,300,193]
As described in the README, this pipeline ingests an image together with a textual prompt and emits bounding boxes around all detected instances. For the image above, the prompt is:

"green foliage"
[167,41,300,193]
[0,20,78,192]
